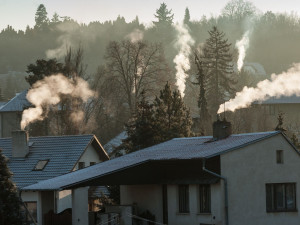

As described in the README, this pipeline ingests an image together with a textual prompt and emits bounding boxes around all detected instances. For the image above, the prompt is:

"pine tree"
[203,26,235,115]
[51,12,61,24]
[153,3,174,26]
[0,149,23,225]
[35,4,49,29]
[153,83,192,143]
[184,7,191,25]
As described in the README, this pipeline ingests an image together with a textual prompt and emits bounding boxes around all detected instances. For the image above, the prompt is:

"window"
[199,184,211,213]
[22,201,37,223]
[266,183,296,212]
[178,185,189,213]
[33,160,49,171]
[90,162,96,166]
[78,162,85,169]
[276,150,283,164]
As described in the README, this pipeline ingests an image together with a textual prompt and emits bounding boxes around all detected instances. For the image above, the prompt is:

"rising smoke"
[218,63,300,114]
[21,74,95,129]
[173,23,195,97]
[236,30,250,71]
[126,29,144,43]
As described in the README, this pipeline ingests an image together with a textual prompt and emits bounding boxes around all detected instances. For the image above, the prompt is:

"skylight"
[33,160,49,171]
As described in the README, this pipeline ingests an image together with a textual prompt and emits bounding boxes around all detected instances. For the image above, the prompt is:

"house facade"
[1,130,109,225]
[23,120,300,225]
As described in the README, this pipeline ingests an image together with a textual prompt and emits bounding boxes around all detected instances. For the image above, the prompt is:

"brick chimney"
[213,118,232,140]
[12,130,29,157]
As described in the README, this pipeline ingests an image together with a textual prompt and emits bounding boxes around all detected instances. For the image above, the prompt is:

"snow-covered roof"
[23,131,284,191]
[1,134,108,188]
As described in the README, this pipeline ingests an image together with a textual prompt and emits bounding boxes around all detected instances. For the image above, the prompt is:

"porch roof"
[23,131,281,191]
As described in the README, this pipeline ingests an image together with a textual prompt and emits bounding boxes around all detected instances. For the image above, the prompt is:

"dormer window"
[276,150,283,164]
[33,160,49,171]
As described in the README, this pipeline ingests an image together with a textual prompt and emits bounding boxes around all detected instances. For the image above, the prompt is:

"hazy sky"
[1,0,300,31]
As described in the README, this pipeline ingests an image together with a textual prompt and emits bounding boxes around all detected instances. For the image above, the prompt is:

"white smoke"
[173,23,195,97]
[126,29,144,43]
[21,74,95,129]
[218,63,300,114]
[236,30,250,71]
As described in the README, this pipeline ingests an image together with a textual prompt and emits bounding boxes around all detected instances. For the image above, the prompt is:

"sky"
[0,0,300,31]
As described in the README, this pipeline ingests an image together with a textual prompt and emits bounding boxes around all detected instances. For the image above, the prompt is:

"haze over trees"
[1,0,300,143]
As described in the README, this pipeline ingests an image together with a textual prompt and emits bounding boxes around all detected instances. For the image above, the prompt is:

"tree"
[35,4,49,29]
[51,12,61,23]
[0,150,23,225]
[153,3,174,26]
[104,40,168,115]
[202,26,235,115]
[222,0,257,20]
[122,84,192,153]
[184,7,191,25]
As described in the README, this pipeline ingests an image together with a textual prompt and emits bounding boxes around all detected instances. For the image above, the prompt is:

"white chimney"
[12,130,29,158]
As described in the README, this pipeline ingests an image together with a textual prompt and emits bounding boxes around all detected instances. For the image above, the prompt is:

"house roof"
[23,131,283,191]
[0,90,31,112]
[1,134,106,188]
[243,62,267,76]
[104,131,127,155]
[254,95,300,104]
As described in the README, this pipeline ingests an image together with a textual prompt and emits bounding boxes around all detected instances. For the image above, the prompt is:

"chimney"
[213,117,232,140]
[12,130,29,158]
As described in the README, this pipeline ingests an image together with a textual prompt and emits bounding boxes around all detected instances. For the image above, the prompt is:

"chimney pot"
[12,130,29,158]
[213,119,232,140]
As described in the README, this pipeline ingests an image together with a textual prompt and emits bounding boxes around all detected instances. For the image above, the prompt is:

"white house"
[23,119,300,225]
[1,130,109,225]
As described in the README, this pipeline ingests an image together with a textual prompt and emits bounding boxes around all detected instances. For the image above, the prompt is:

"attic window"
[276,150,283,164]
[33,160,49,171]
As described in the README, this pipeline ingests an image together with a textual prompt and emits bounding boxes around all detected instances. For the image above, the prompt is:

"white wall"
[21,191,42,225]
[120,185,163,223]
[73,144,102,171]
[56,190,72,213]
[72,187,89,225]
[221,134,300,225]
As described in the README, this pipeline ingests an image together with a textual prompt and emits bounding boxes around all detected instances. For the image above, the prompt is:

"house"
[0,90,31,137]
[23,119,300,225]
[104,131,127,157]
[1,130,109,224]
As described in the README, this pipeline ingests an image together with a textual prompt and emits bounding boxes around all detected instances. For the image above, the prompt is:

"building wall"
[221,134,300,225]
[121,183,224,225]
[21,191,42,225]
[120,185,164,223]
[0,112,21,137]
[73,144,102,171]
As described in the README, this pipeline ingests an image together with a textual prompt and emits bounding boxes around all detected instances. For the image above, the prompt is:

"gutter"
[202,158,229,225]
[19,190,38,225]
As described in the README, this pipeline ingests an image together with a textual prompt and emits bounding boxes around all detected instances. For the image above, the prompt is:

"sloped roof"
[1,134,104,188]
[104,131,127,155]
[243,62,267,76]
[0,90,31,112]
[23,131,283,191]
[254,95,300,104]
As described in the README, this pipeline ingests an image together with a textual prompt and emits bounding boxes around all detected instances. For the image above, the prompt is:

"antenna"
[223,101,226,120]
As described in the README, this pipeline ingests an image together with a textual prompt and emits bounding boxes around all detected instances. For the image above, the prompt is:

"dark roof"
[0,90,31,112]
[1,134,104,188]
[23,131,283,191]
[104,131,127,155]
[254,95,300,104]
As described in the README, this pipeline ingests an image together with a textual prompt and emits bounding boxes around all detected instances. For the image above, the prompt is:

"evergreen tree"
[153,3,174,26]
[51,12,61,23]
[184,7,191,24]
[203,26,235,115]
[0,149,23,225]
[35,4,49,29]
[122,84,192,153]
[153,83,192,143]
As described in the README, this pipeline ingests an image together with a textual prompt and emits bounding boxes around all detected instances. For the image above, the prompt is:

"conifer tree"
[153,3,174,26]
[203,26,235,115]
[184,7,191,25]
[0,149,23,225]
[35,4,49,29]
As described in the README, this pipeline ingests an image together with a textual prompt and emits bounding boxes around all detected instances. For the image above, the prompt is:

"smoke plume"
[126,29,144,43]
[21,74,95,129]
[173,23,195,97]
[236,30,250,71]
[218,63,300,114]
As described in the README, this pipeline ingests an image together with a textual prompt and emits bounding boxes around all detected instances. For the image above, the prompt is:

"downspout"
[19,190,38,225]
[202,158,229,225]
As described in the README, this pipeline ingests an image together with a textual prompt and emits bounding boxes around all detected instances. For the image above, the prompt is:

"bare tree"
[222,0,257,20]
[105,40,169,115]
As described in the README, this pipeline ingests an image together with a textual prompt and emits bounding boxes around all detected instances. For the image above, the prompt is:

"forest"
[1,0,300,146]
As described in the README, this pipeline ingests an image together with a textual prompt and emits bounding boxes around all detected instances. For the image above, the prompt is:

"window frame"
[33,159,49,171]
[266,183,297,212]
[276,150,284,164]
[178,184,190,213]
[78,162,85,169]
[199,184,211,213]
